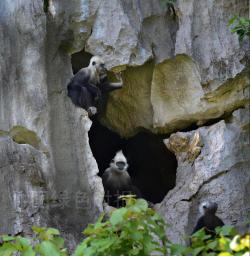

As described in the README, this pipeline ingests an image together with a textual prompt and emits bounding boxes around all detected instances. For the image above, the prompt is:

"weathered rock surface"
[0,0,103,247]
[151,55,250,133]
[101,56,249,137]
[0,0,249,248]
[157,107,250,244]
[93,0,249,137]
[87,0,248,82]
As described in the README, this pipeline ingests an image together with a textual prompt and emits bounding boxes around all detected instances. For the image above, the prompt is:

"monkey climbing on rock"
[67,56,123,116]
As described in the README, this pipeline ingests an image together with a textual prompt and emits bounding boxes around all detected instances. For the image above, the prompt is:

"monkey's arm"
[215,216,224,227]
[100,74,123,93]
[101,170,110,189]
[109,81,123,88]
[110,72,123,88]
[192,217,205,234]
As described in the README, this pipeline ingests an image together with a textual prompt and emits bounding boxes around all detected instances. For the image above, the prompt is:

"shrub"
[0,197,249,256]
[74,196,167,256]
[0,226,67,256]
[228,16,250,41]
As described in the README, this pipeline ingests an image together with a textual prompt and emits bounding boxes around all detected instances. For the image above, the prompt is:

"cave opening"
[71,50,178,204]
[71,50,92,74]
[89,119,177,204]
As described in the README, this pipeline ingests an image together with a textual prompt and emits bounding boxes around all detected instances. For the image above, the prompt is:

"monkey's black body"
[192,214,224,236]
[67,72,99,110]
[67,70,120,113]
[102,169,141,208]
[192,202,224,237]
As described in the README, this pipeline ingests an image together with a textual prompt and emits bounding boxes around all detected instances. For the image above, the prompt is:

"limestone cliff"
[0,0,249,246]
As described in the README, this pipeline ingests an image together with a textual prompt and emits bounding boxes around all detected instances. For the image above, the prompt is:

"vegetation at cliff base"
[74,196,167,256]
[0,197,249,256]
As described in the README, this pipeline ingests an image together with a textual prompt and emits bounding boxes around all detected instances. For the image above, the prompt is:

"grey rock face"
[94,0,249,137]
[87,0,248,82]
[0,0,103,247]
[157,107,250,244]
[0,136,49,235]
[101,55,249,138]
[0,0,249,248]
[175,0,248,82]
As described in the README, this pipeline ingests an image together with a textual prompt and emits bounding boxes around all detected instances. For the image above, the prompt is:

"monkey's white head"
[110,150,129,172]
[89,56,107,76]
[199,201,218,215]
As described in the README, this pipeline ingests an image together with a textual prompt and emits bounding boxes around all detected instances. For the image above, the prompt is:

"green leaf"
[46,228,60,236]
[131,231,143,241]
[0,245,17,256]
[51,236,65,249]
[32,226,45,234]
[73,242,88,256]
[22,247,36,256]
[206,240,218,250]
[229,16,250,41]
[228,15,237,26]
[110,208,127,226]
[91,238,115,252]
[192,246,205,256]
[170,243,187,255]
[217,225,236,237]
[35,241,61,256]
[1,235,15,242]
[17,237,31,248]
[134,199,148,211]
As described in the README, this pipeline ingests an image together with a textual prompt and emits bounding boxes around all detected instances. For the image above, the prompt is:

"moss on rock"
[0,130,9,137]
[9,126,41,149]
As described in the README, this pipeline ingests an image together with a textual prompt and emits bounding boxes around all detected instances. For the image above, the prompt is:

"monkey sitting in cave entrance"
[67,56,123,116]
[192,201,224,237]
[102,150,141,207]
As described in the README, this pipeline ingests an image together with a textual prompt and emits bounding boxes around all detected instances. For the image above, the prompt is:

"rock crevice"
[0,0,249,247]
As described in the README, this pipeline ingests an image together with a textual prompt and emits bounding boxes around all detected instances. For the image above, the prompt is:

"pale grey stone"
[157,107,250,244]
[0,0,103,248]
[0,0,249,249]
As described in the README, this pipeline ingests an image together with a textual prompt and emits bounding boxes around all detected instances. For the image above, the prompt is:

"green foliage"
[228,16,250,41]
[74,196,167,256]
[0,197,249,256]
[0,227,67,256]
[169,226,250,256]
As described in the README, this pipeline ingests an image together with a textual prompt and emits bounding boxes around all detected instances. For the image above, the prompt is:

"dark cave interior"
[71,50,178,204]
[71,50,93,74]
[89,119,177,204]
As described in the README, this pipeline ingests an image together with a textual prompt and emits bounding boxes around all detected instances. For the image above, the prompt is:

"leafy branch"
[228,16,250,41]
[0,197,249,255]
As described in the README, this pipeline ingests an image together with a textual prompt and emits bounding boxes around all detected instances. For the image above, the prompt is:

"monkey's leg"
[79,87,98,116]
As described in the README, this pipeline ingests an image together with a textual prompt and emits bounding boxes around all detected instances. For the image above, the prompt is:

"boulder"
[156,107,250,244]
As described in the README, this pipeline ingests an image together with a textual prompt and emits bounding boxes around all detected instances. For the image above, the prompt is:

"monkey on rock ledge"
[67,56,123,116]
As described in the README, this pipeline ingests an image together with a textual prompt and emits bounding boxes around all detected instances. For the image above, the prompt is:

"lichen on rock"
[9,126,41,149]
[164,131,202,164]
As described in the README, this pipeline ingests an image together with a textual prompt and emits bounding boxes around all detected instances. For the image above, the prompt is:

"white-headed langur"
[192,201,224,237]
[102,150,141,207]
[67,56,123,116]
